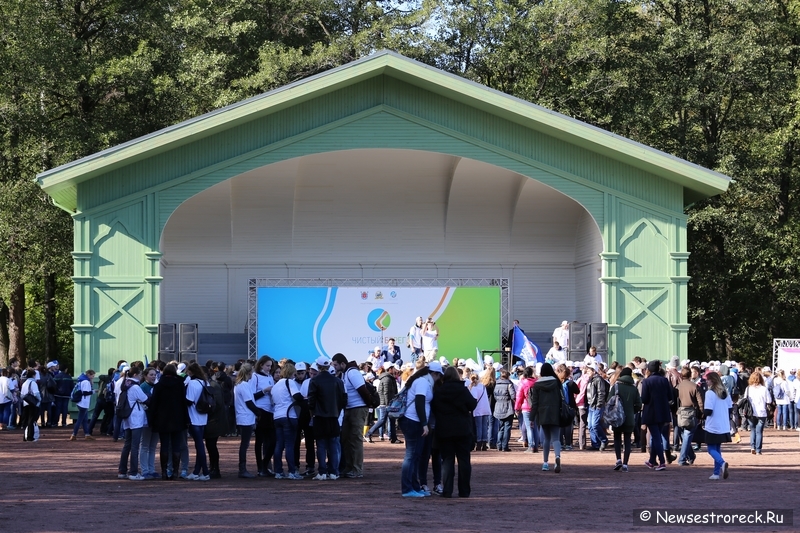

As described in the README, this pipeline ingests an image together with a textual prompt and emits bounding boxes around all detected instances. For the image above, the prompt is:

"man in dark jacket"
[53,365,74,427]
[585,365,609,450]
[676,366,703,466]
[308,355,347,480]
[641,360,673,470]
[366,362,400,443]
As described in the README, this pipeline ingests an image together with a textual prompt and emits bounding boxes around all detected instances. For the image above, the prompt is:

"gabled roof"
[37,50,730,212]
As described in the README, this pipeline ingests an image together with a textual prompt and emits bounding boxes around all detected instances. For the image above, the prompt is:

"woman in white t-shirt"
[469,374,492,451]
[20,369,40,442]
[250,356,275,477]
[744,371,771,455]
[399,362,444,497]
[421,319,439,363]
[773,370,790,430]
[703,372,733,480]
[270,362,303,479]
[185,363,210,481]
[0,368,16,430]
[235,364,261,478]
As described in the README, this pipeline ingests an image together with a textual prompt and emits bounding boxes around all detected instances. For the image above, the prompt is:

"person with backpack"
[69,369,96,441]
[88,368,116,437]
[185,363,212,481]
[609,367,642,472]
[117,366,149,480]
[270,362,304,480]
[39,362,58,428]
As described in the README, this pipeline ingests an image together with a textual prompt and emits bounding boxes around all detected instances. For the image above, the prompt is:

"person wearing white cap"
[331,353,372,479]
[552,321,570,354]
[366,361,400,443]
[399,361,443,497]
[407,317,424,364]
[307,355,346,480]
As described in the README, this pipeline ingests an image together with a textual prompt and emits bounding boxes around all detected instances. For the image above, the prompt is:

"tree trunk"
[8,282,27,368]
[0,298,9,367]
[44,273,57,362]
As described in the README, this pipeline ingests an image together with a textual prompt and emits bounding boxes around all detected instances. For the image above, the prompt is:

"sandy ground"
[0,423,797,533]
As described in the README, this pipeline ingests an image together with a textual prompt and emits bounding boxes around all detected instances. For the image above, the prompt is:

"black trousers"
[254,410,275,473]
[438,436,472,498]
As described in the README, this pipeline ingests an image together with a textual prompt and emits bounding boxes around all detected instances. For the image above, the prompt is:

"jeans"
[368,406,396,439]
[707,443,724,475]
[187,424,209,476]
[0,402,11,427]
[439,436,472,497]
[678,425,697,464]
[340,407,368,476]
[541,424,561,464]
[789,402,797,429]
[274,416,298,475]
[488,416,499,447]
[238,424,254,471]
[578,406,589,449]
[72,406,90,436]
[751,416,765,453]
[612,427,632,465]
[119,427,143,475]
[522,410,539,448]
[474,415,490,442]
[497,415,514,451]
[647,423,666,465]
[139,426,159,476]
[316,435,341,476]
[588,407,607,448]
[399,417,425,494]
[776,404,789,428]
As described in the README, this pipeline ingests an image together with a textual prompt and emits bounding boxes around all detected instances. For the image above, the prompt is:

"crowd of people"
[1,331,797,494]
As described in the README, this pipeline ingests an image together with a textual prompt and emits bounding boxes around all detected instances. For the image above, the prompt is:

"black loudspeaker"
[569,322,588,352]
[158,323,176,353]
[589,323,608,352]
[179,323,198,353]
[568,351,585,362]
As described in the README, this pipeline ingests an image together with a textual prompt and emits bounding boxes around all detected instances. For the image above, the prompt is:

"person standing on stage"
[552,321,570,352]
[407,317,424,364]
[421,318,439,363]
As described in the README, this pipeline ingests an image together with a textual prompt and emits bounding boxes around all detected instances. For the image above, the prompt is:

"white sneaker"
[286,472,303,480]
[196,474,210,481]
[327,474,338,480]
[421,484,430,493]
[709,474,720,480]
[185,473,200,481]
[128,474,145,481]
[313,473,327,481]
[274,473,285,480]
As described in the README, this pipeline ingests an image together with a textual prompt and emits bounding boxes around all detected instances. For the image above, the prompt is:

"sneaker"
[128,474,145,481]
[709,474,720,480]
[419,489,431,496]
[117,473,128,479]
[274,473,285,480]
[185,473,200,481]
[722,462,729,479]
[286,472,303,480]
[613,461,623,471]
[644,461,655,469]
[179,471,189,480]
[402,491,425,498]
[599,442,607,451]
[238,471,256,479]
[84,435,95,440]
[69,435,77,441]
[327,474,339,480]
[301,469,316,477]
[563,445,573,451]
[554,457,561,474]
[621,465,629,472]
[312,473,327,481]
[751,449,756,455]
[542,463,549,471]
[434,483,443,494]
[196,474,210,481]
[654,464,666,471]
[421,484,430,493]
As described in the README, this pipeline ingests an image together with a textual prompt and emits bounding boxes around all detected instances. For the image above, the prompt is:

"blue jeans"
[522,410,539,448]
[751,416,765,453]
[707,443,724,475]
[399,417,425,494]
[139,426,159,476]
[542,424,561,463]
[187,424,209,476]
[678,425,697,464]
[72,406,90,436]
[498,416,514,450]
[474,415,490,442]
[274,417,298,475]
[789,402,797,428]
[588,407,607,448]
[54,398,70,425]
[488,416,499,447]
[367,406,396,439]
[119,427,143,475]
[0,402,12,427]
[776,404,789,428]
[316,436,341,476]
[647,423,666,465]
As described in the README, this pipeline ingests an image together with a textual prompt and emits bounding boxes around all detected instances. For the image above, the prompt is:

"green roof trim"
[36,50,730,211]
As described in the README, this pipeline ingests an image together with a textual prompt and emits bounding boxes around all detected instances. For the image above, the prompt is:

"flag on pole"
[511,325,543,365]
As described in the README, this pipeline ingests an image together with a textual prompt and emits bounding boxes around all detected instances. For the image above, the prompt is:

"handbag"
[22,392,39,407]
[677,406,697,429]
[737,387,753,419]
[558,386,575,427]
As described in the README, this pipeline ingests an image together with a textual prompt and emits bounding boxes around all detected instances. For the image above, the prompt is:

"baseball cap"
[428,362,443,374]
[382,361,394,370]
[177,363,186,373]
[315,355,331,367]
[46,361,58,369]
[561,320,568,326]
[296,362,307,371]
[762,366,772,373]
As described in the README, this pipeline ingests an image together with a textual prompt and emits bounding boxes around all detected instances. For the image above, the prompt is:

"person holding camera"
[421,318,439,363]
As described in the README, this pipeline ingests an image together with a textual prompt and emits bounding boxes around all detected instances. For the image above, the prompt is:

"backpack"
[194,383,215,414]
[602,383,625,428]
[70,382,83,403]
[364,381,381,409]
[774,381,785,401]
[387,388,409,419]
[115,383,134,419]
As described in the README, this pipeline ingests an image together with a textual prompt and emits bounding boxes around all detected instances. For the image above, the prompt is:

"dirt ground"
[0,423,797,533]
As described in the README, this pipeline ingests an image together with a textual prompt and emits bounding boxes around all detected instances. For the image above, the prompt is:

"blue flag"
[511,325,543,365]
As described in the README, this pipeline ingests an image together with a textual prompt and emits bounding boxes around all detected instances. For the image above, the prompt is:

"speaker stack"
[567,322,609,363]
[158,323,176,362]
[179,323,198,362]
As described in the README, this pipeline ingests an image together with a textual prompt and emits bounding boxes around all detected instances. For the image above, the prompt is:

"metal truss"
[248,277,509,360]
